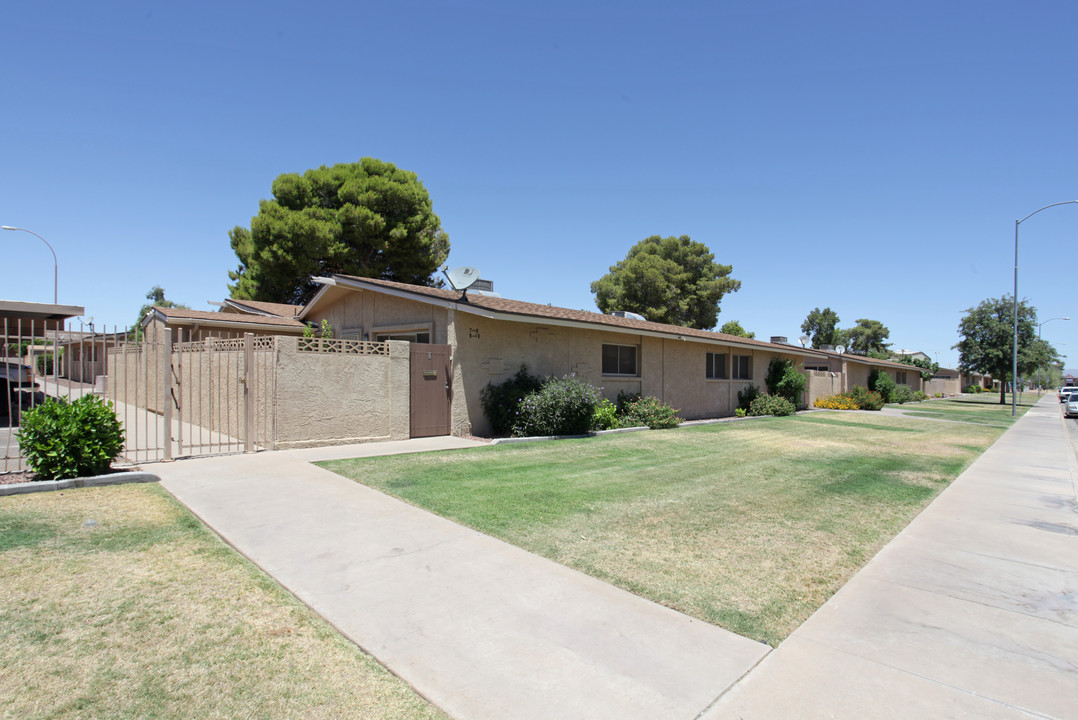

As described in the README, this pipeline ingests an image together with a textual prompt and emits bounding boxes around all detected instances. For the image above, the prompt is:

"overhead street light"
[2,225,58,304]
[1012,201,1078,416]
[1037,316,1070,394]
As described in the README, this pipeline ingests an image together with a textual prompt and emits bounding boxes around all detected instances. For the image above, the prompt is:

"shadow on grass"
[791,415,922,433]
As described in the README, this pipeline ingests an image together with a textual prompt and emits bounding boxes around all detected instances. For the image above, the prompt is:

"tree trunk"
[999,380,1006,404]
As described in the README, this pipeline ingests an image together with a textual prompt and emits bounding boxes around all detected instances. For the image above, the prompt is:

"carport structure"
[1,300,85,472]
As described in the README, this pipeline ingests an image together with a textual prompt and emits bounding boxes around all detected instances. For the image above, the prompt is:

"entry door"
[409,343,451,438]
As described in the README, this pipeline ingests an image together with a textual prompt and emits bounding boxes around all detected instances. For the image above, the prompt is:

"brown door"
[410,343,451,438]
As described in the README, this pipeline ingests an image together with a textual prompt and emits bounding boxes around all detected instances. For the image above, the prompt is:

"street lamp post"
[1013,201,1078,416]
[1037,317,1070,394]
[2,226,58,304]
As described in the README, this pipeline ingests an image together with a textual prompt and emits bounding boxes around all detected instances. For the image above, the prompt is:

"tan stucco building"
[301,275,924,437]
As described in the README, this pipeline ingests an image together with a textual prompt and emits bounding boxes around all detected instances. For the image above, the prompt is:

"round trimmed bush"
[16,395,125,480]
[512,374,602,437]
[619,395,681,429]
[748,394,797,417]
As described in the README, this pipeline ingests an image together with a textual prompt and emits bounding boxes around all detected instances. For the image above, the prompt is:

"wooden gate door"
[409,343,451,438]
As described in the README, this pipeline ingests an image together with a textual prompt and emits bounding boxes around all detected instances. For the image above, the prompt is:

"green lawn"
[0,484,448,720]
[321,410,1008,646]
[889,393,1036,425]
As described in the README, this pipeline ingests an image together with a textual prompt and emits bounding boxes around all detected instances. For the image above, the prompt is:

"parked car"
[1,361,37,400]
[1059,386,1077,402]
[1066,393,1078,419]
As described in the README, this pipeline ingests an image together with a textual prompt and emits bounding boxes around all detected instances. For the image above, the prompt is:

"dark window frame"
[706,351,728,379]
[602,343,639,376]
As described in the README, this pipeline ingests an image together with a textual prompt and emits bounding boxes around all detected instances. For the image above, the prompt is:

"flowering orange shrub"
[814,394,859,410]
[813,387,883,411]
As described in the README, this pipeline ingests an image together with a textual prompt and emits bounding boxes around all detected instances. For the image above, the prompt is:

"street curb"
[0,471,161,497]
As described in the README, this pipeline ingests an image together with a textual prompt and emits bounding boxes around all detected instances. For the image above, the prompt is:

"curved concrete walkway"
[151,436,769,720]
[706,395,1078,719]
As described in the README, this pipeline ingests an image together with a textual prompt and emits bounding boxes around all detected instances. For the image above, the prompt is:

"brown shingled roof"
[222,299,305,318]
[330,275,792,352]
[153,306,306,330]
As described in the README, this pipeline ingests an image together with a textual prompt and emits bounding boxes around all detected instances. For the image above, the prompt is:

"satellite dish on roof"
[799,335,810,347]
[442,266,481,300]
[836,345,846,354]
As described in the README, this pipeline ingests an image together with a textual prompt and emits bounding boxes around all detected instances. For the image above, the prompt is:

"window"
[376,331,431,343]
[732,354,752,380]
[706,352,727,379]
[602,344,638,376]
[896,371,907,385]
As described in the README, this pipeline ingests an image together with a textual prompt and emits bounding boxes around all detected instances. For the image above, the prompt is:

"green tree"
[719,320,755,338]
[845,318,891,354]
[133,286,189,338]
[590,235,740,330]
[228,158,450,305]
[895,354,940,381]
[954,295,1052,404]
[800,307,841,348]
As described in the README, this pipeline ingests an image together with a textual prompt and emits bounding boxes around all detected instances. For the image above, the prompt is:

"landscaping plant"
[591,398,619,430]
[748,394,797,417]
[736,384,760,412]
[868,368,896,403]
[618,395,681,429]
[765,359,807,407]
[480,364,543,436]
[16,395,125,480]
[512,374,602,437]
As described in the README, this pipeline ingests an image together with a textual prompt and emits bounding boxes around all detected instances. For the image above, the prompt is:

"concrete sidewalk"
[706,396,1078,719]
[151,436,769,720]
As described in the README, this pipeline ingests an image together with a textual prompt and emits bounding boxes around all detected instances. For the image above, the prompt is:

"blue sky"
[4,0,1077,371]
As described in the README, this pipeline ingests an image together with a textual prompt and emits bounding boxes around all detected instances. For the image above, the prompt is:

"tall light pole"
[1013,201,1078,416]
[1037,316,1070,394]
[2,225,58,304]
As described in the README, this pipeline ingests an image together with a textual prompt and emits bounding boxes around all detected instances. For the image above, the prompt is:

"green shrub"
[734,408,747,418]
[748,394,797,417]
[847,386,884,411]
[591,399,619,430]
[964,385,983,394]
[913,390,928,402]
[16,395,125,480]
[512,374,602,437]
[619,395,681,429]
[765,359,806,406]
[736,384,761,411]
[869,369,896,403]
[615,390,641,415]
[481,365,543,436]
[890,385,915,404]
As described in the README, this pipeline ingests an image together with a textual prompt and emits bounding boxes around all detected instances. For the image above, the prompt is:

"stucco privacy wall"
[806,370,844,406]
[107,335,409,452]
[272,337,410,448]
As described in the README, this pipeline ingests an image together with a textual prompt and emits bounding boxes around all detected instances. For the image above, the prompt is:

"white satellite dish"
[442,266,481,299]
[836,345,846,354]
[799,335,810,347]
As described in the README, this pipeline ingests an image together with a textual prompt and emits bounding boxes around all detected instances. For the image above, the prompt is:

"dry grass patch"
[0,484,447,720]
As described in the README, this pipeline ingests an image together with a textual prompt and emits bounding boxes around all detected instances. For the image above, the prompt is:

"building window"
[706,352,727,379]
[732,354,752,380]
[375,330,431,343]
[602,344,638,376]
[896,371,907,385]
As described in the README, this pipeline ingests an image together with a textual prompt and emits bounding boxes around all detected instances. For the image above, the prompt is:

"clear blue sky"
[4,0,1077,371]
